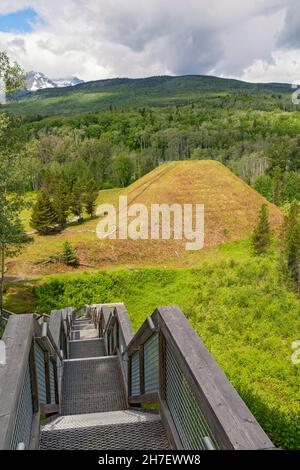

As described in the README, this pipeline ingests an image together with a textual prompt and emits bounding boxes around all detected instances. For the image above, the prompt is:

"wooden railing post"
[28,340,39,413]
[139,345,145,396]
[53,360,59,405]
[128,354,132,398]
[116,321,120,350]
[159,332,166,401]
[44,351,51,404]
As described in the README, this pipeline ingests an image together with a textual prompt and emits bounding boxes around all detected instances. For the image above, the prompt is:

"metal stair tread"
[69,338,106,359]
[71,329,98,340]
[40,420,170,450]
[61,356,127,415]
[41,410,161,431]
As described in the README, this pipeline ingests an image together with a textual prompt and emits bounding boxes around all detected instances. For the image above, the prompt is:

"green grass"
[4,281,37,313]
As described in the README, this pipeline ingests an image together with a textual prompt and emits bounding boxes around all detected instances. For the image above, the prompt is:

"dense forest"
[4,89,300,207]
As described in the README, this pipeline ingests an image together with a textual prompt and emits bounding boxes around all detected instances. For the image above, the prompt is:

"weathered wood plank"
[127,317,155,355]
[129,392,159,404]
[40,403,59,415]
[0,314,35,449]
[114,304,134,347]
[48,310,62,351]
[160,400,183,450]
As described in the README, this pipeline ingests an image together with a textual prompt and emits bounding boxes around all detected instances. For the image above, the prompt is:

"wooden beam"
[157,306,275,450]
[114,304,134,347]
[139,345,145,396]
[129,393,159,404]
[128,354,132,397]
[52,359,59,405]
[40,403,59,415]
[0,315,35,449]
[160,400,183,450]
[28,339,39,413]
[29,411,41,450]
[127,318,156,355]
[44,351,51,404]
[159,332,166,401]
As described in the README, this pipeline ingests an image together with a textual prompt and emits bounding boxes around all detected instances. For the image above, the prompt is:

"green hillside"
[3,74,292,116]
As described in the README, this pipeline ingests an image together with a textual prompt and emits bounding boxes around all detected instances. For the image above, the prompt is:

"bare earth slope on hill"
[8,161,283,277]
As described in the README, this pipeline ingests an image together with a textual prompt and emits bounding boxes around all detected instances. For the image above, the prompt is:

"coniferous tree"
[83,179,98,217]
[52,177,70,227]
[30,191,58,234]
[251,204,272,255]
[273,167,284,206]
[70,180,85,222]
[281,202,300,292]
[61,241,79,267]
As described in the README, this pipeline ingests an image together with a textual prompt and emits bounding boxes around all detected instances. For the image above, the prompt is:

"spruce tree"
[272,167,284,206]
[251,204,272,255]
[52,177,70,227]
[42,173,70,228]
[30,191,58,234]
[61,241,79,267]
[282,202,300,291]
[70,180,84,222]
[83,179,99,217]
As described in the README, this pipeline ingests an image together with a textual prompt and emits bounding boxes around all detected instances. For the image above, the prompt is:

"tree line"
[30,175,99,234]
[6,91,300,207]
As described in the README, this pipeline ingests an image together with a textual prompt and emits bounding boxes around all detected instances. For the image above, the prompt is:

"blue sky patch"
[0,8,44,33]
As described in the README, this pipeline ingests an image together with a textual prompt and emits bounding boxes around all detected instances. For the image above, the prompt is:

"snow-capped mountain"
[52,77,84,88]
[26,71,84,92]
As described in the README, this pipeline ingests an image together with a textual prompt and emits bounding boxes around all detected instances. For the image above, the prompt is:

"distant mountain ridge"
[26,71,84,92]
[5,73,293,116]
[24,73,292,95]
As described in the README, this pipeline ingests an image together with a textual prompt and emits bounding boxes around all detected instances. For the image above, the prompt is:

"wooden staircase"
[40,317,169,450]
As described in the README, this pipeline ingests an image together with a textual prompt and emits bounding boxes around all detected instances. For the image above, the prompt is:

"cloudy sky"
[0,0,300,83]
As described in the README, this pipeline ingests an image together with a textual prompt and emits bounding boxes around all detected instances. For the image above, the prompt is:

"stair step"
[69,339,106,359]
[73,320,89,325]
[40,411,169,450]
[72,323,95,330]
[71,329,98,340]
[61,357,127,415]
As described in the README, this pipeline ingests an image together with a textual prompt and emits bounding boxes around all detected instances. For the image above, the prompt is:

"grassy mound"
[8,161,282,278]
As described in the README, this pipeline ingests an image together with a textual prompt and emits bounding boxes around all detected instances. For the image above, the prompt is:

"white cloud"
[0,0,299,83]
[242,49,300,84]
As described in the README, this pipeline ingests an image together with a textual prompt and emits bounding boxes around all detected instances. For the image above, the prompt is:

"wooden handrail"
[0,307,76,449]
[0,315,35,449]
[113,304,134,348]
[101,303,275,450]
[156,306,275,450]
